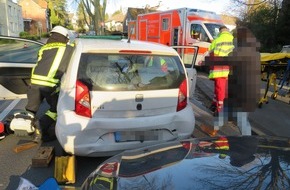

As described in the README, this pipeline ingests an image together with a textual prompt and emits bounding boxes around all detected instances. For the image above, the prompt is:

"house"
[105,13,125,32]
[18,0,48,35]
[219,14,237,31]
[122,8,158,35]
[0,0,24,36]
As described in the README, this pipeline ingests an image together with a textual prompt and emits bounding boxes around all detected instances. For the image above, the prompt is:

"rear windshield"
[77,53,186,91]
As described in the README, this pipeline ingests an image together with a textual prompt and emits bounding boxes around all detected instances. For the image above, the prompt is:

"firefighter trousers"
[25,84,58,133]
[212,77,228,112]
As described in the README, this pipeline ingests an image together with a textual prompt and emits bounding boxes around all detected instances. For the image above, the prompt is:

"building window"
[10,22,13,32]
[8,6,12,16]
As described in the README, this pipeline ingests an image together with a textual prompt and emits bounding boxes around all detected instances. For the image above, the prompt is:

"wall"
[19,0,47,35]
[0,0,24,36]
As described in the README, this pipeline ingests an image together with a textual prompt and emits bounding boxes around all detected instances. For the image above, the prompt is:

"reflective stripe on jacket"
[208,31,234,79]
[31,43,72,87]
[208,66,230,79]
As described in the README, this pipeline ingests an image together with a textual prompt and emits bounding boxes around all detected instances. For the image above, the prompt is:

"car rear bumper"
[56,105,195,156]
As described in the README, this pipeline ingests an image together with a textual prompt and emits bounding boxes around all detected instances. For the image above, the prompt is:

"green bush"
[19,31,29,38]
[19,32,41,41]
[41,33,50,38]
[0,39,16,44]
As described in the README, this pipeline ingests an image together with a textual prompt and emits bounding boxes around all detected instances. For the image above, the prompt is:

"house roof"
[109,13,125,22]
[220,14,237,26]
[33,0,47,9]
[126,7,158,20]
[19,0,47,9]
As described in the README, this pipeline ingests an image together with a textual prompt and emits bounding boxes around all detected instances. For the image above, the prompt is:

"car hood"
[81,135,290,189]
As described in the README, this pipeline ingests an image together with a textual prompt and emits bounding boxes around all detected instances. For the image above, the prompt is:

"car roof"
[82,135,290,189]
[74,37,178,55]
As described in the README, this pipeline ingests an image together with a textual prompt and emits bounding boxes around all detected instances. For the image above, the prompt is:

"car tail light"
[176,79,188,112]
[75,80,92,118]
[99,162,119,176]
[181,141,192,150]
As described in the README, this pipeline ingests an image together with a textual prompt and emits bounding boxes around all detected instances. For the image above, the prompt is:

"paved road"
[0,100,109,189]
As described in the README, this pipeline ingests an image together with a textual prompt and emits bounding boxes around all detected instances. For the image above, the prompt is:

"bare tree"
[74,0,111,35]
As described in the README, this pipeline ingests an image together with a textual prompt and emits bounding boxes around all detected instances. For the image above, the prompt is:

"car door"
[0,36,43,100]
[171,46,199,98]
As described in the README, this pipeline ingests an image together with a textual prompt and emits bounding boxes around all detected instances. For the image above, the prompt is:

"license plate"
[114,131,159,142]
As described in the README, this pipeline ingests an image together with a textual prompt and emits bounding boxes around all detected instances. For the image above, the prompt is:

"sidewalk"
[191,72,290,137]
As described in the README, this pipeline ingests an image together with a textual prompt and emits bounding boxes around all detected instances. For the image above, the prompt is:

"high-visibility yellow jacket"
[208,31,234,79]
[31,42,74,87]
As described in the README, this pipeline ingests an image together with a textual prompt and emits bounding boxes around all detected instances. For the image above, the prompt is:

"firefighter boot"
[39,115,56,142]
[32,120,42,143]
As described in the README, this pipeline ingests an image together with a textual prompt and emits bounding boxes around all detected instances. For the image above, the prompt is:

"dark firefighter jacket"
[31,42,74,87]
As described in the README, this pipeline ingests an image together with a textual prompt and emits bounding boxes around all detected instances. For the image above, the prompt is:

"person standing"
[25,26,74,142]
[208,26,234,117]
[225,27,260,135]
[204,26,260,135]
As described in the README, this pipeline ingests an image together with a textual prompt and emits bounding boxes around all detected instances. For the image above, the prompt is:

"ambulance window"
[130,25,135,34]
[190,24,209,42]
[162,18,169,30]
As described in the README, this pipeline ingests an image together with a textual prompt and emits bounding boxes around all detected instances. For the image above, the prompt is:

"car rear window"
[77,53,186,91]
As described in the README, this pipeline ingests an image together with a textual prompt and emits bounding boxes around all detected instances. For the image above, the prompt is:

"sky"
[106,0,232,14]
[12,0,231,16]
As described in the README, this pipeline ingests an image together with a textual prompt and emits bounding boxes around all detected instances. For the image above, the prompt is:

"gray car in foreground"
[81,135,290,190]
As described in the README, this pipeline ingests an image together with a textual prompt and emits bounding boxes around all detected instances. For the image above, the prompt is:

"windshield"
[205,23,224,39]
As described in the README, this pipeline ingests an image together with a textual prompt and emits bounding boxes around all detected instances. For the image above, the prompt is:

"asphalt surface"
[0,100,109,189]
[0,131,109,189]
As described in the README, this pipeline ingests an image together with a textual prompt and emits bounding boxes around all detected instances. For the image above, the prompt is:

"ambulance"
[128,7,225,67]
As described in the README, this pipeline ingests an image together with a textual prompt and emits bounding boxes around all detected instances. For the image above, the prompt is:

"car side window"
[0,38,41,63]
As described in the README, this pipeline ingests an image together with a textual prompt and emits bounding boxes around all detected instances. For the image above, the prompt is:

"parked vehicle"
[281,45,290,53]
[0,36,44,100]
[0,35,196,156]
[81,135,290,189]
[128,8,224,68]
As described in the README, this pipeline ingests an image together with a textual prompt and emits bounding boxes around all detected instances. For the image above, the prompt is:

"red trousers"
[212,77,228,112]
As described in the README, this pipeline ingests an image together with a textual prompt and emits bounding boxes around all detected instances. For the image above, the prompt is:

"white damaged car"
[0,36,197,157]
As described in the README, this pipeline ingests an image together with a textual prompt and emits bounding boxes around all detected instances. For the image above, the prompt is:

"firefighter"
[146,56,168,72]
[208,26,234,118]
[24,26,74,142]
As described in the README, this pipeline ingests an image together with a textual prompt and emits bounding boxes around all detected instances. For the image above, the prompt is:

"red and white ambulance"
[128,7,224,68]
